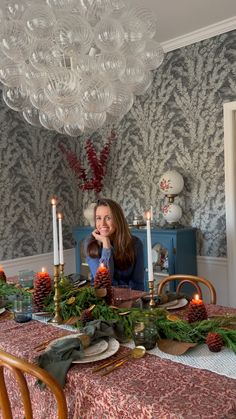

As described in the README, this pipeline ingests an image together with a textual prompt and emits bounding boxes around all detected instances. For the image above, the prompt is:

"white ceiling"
[130,0,236,44]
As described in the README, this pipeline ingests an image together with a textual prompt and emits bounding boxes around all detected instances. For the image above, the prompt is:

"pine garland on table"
[3,279,236,354]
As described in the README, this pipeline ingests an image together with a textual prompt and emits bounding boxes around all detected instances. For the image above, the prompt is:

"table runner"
[124,341,236,379]
[33,306,236,380]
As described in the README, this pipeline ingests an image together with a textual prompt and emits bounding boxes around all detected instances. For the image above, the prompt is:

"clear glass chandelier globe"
[44,68,80,106]
[98,52,126,81]
[3,85,29,111]
[5,0,29,20]
[23,5,55,39]
[107,81,133,117]
[64,121,84,137]
[1,20,32,62]
[55,104,83,125]
[0,0,165,135]
[39,110,55,130]
[53,14,93,54]
[30,86,50,110]
[81,79,114,113]
[0,58,24,87]
[83,111,107,131]
[22,106,41,127]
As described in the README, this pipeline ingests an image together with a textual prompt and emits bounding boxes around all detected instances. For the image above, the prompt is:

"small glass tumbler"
[13,295,32,323]
[132,314,158,350]
[18,270,35,288]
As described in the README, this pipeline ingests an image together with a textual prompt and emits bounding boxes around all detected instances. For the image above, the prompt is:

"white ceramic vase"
[83,202,96,227]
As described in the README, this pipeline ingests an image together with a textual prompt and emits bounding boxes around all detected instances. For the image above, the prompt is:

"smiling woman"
[84,198,145,291]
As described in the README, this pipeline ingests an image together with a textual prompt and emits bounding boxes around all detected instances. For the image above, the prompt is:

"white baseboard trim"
[1,251,229,306]
[0,249,76,278]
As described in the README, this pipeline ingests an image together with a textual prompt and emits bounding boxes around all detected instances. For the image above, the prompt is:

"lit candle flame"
[51,198,57,206]
[144,210,151,221]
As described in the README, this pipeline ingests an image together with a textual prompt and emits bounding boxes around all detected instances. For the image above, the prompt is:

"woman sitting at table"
[84,198,144,291]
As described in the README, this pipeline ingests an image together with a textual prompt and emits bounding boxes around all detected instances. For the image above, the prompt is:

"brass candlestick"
[148,279,156,309]
[59,263,64,277]
[50,264,62,324]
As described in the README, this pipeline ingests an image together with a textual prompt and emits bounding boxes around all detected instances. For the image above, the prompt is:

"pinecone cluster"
[94,266,113,305]
[33,273,52,311]
[187,301,208,323]
[0,269,6,282]
[206,332,224,352]
[80,308,94,327]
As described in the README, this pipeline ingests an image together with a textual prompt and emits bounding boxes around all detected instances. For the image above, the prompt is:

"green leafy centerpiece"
[1,278,236,354]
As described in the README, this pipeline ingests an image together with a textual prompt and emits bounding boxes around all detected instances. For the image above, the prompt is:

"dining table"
[1,298,236,419]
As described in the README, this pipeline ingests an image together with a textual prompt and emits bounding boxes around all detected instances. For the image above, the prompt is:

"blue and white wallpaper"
[0,30,236,261]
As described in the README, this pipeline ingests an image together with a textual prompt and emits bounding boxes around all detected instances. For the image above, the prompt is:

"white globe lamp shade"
[159,170,184,197]
[162,203,182,224]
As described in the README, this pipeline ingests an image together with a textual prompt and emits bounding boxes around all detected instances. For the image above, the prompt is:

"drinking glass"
[132,313,158,350]
[18,270,35,288]
[13,294,32,323]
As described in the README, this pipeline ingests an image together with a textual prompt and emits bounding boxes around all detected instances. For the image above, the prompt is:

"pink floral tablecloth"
[1,305,236,419]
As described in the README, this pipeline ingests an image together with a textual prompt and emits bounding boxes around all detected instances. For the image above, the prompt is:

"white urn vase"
[83,202,96,227]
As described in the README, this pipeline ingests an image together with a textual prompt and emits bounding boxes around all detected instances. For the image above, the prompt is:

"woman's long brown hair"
[86,198,135,270]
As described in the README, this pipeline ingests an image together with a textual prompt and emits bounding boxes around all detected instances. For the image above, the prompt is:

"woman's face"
[95,205,116,237]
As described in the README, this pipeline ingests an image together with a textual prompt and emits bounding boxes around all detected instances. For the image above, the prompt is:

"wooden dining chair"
[0,350,68,419]
[157,274,217,304]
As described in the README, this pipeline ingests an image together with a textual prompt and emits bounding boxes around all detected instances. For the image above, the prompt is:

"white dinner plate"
[72,337,120,364]
[166,298,189,310]
[48,334,108,357]
[0,307,6,315]
[84,339,108,357]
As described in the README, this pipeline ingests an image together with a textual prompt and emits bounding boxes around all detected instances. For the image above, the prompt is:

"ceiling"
[130,0,236,45]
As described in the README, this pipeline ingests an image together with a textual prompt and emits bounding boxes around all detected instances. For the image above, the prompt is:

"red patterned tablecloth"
[1,305,236,419]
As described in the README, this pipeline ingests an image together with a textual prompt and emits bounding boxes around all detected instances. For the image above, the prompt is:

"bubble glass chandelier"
[0,0,164,136]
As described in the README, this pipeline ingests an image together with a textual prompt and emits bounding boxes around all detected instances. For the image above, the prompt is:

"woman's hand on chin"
[92,230,111,249]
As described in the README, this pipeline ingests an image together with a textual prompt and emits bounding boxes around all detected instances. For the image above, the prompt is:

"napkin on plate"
[36,319,127,387]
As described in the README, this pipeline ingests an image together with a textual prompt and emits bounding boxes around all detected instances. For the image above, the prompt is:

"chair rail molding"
[224,101,236,308]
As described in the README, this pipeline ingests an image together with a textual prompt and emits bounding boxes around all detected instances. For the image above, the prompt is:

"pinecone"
[33,273,52,311]
[187,301,208,323]
[206,332,224,352]
[94,265,113,305]
[0,269,6,282]
[80,308,94,326]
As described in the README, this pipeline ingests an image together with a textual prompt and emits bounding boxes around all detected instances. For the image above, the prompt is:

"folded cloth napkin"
[36,319,127,387]
[140,292,190,309]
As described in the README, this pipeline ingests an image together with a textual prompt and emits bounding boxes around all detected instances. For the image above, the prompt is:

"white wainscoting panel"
[197,256,229,307]
[0,249,75,278]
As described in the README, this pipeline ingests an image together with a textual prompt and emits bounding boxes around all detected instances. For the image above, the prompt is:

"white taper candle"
[58,212,64,265]
[146,211,153,282]
[51,198,59,265]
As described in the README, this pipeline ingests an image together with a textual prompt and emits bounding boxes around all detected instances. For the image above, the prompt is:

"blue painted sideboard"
[72,225,197,292]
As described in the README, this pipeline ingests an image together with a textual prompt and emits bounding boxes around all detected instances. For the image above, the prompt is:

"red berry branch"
[59,131,117,194]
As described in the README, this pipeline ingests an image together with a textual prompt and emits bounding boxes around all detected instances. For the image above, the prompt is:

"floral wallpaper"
[0,30,236,261]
